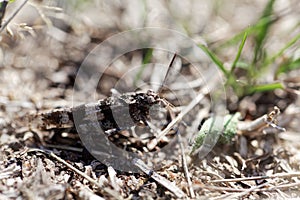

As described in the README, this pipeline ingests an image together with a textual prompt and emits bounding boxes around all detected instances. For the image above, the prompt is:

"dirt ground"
[0,0,300,199]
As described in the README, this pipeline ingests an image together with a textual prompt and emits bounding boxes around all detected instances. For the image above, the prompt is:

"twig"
[198,171,225,181]
[209,182,269,200]
[194,181,300,192]
[147,90,206,150]
[210,172,300,183]
[28,1,52,27]
[44,144,83,152]
[79,186,106,200]
[28,148,122,200]
[238,106,286,135]
[178,133,195,198]
[107,166,122,192]
[0,163,21,179]
[157,53,177,94]
[0,0,9,27]
[132,158,186,198]
[0,0,29,33]
[169,76,204,90]
[237,114,268,133]
[220,182,269,200]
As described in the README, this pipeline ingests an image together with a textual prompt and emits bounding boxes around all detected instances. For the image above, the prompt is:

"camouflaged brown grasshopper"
[30,54,178,152]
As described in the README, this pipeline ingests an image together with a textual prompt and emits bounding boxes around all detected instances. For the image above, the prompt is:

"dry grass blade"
[132,158,186,198]
[0,0,29,33]
[27,148,122,199]
[1,1,299,199]
[210,182,270,200]
[0,163,21,179]
[237,106,286,136]
[195,181,300,193]
[157,53,177,94]
[178,133,195,198]
[147,91,206,150]
[211,172,300,183]
[107,166,122,192]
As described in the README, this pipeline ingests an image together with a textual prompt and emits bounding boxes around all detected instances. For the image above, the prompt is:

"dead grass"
[0,0,300,199]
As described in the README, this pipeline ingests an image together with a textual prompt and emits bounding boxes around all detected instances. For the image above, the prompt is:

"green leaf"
[246,82,284,95]
[198,44,229,78]
[253,0,276,64]
[276,58,300,75]
[134,48,153,86]
[266,33,300,69]
[231,31,248,73]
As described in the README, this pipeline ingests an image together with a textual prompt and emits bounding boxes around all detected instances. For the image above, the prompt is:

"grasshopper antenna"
[147,53,179,151]
[157,53,177,94]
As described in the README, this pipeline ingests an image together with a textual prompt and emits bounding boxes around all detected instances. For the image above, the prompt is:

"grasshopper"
[29,54,178,153]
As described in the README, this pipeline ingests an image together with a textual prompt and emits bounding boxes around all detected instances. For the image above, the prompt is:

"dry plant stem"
[222,182,269,199]
[28,1,52,27]
[28,148,122,200]
[157,53,177,94]
[0,163,21,179]
[210,182,269,200]
[147,91,206,150]
[170,77,204,90]
[44,144,83,152]
[238,106,285,135]
[178,133,195,198]
[132,158,186,198]
[195,181,300,192]
[0,1,8,26]
[210,172,300,183]
[199,171,225,180]
[237,114,268,134]
[107,166,122,192]
[0,0,29,33]
[79,186,106,200]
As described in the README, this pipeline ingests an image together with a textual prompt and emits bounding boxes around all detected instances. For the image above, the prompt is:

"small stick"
[237,106,286,136]
[210,172,300,183]
[0,0,9,27]
[157,53,177,94]
[194,181,300,192]
[147,91,206,150]
[28,148,123,199]
[178,133,195,198]
[28,1,52,27]
[237,114,268,133]
[220,182,269,200]
[0,0,29,33]
[132,157,186,198]
[107,166,122,192]
[209,182,269,200]
[44,144,83,152]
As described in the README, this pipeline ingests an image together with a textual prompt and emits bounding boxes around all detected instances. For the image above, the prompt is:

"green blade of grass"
[276,58,300,75]
[266,32,300,67]
[198,44,229,78]
[134,48,153,86]
[247,82,284,94]
[231,31,248,73]
[253,0,276,64]
[217,16,277,50]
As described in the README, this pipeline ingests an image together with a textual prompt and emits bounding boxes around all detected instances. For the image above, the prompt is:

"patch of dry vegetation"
[0,0,299,199]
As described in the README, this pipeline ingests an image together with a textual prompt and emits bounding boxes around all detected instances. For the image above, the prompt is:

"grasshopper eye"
[147,95,156,104]
[146,90,159,103]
